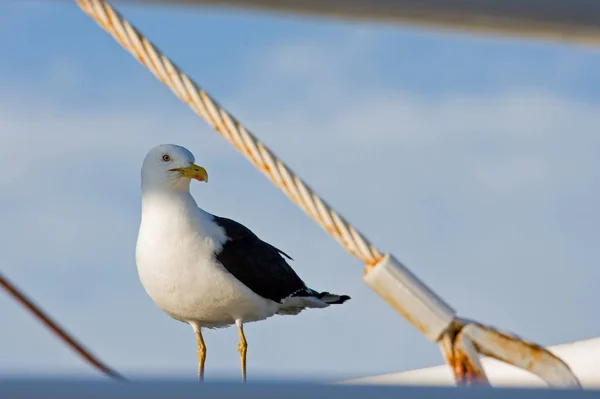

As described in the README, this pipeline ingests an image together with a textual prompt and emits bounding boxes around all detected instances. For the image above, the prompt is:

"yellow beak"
[170,163,208,182]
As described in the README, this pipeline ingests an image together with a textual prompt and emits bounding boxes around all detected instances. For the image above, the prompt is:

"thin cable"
[0,272,125,380]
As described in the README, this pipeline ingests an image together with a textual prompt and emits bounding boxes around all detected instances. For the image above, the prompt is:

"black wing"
[211,215,314,303]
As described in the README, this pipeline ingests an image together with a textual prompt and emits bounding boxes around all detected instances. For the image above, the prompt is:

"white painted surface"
[363,254,456,342]
[344,337,600,388]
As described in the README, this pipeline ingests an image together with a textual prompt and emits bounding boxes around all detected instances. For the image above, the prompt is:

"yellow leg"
[236,320,247,383]
[192,324,206,382]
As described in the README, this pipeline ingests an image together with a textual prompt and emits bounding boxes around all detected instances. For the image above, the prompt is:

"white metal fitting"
[462,324,581,388]
[363,253,456,342]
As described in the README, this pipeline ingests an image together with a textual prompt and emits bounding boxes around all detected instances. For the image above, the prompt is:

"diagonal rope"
[0,272,125,380]
[75,0,383,268]
[34,0,576,386]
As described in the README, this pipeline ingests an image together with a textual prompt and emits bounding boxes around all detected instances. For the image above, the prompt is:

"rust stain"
[135,53,147,66]
[439,328,489,386]
[258,157,272,174]
[453,346,487,386]
[106,16,125,48]
[256,163,271,175]
[98,19,112,33]
[101,6,130,53]
[325,224,341,237]
[212,124,224,135]
[469,325,579,386]
[278,178,299,204]
[362,255,384,275]
[135,40,166,85]
[476,327,547,372]
[166,67,177,81]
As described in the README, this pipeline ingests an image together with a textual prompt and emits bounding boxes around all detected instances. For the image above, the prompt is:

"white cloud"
[2,24,600,383]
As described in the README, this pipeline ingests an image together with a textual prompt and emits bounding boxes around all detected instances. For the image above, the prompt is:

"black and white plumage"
[213,215,349,313]
[135,144,350,382]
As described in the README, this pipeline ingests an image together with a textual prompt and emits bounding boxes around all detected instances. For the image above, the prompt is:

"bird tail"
[277,290,350,315]
[316,291,351,305]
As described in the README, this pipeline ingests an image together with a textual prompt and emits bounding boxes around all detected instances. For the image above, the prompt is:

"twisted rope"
[75,0,383,267]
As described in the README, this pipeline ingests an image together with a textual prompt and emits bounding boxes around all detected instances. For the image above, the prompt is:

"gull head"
[141,144,208,192]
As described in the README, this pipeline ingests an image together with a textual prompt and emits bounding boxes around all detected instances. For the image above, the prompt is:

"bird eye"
[162,154,171,162]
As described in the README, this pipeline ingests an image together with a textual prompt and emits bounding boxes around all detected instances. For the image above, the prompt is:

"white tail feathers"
[276,291,351,315]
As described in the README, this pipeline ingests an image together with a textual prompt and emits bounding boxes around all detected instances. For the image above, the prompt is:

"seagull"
[136,144,351,382]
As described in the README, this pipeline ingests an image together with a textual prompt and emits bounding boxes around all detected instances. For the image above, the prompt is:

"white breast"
[135,190,278,328]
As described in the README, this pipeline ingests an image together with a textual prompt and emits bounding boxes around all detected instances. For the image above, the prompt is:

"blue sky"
[2,0,600,383]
